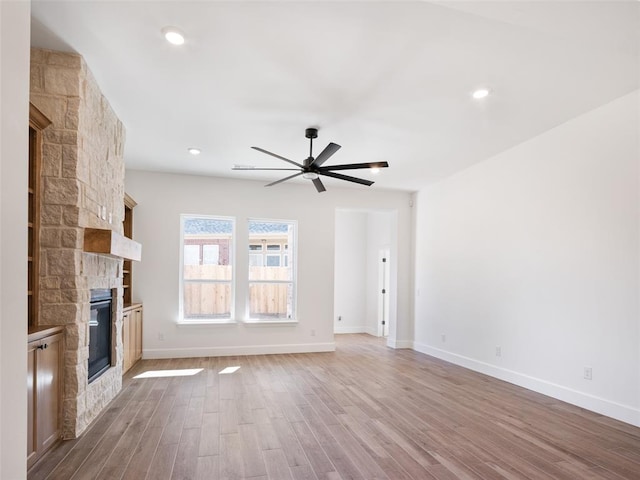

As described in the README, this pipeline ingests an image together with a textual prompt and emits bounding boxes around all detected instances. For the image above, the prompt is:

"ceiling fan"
[233,127,389,193]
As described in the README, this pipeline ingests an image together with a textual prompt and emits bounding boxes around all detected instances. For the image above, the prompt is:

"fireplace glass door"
[88,289,112,383]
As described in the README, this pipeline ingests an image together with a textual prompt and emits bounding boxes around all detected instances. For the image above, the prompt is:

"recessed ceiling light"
[370,167,380,174]
[187,147,201,156]
[472,88,490,99]
[162,27,185,46]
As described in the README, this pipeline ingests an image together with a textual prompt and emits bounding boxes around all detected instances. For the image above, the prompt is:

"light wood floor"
[29,334,640,480]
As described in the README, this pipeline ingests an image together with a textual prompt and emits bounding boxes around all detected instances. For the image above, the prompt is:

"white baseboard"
[334,325,368,334]
[144,342,335,359]
[387,339,414,349]
[413,342,640,427]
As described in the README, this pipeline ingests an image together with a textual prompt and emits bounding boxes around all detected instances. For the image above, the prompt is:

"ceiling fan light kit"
[233,127,389,193]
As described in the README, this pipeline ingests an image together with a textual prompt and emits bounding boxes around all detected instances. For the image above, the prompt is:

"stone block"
[62,130,78,145]
[30,48,48,65]
[62,206,80,226]
[65,105,79,129]
[43,177,80,206]
[61,145,78,178]
[40,302,80,325]
[61,275,87,290]
[40,276,61,290]
[41,204,62,225]
[43,128,64,145]
[61,227,82,248]
[30,94,67,127]
[48,51,82,69]
[40,227,61,248]
[44,65,80,97]
[39,289,61,304]
[30,66,44,93]
[60,288,84,303]
[42,143,62,177]
[62,397,79,439]
[64,325,80,353]
[47,248,80,275]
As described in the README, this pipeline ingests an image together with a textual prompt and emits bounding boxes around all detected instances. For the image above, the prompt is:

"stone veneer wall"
[30,48,126,438]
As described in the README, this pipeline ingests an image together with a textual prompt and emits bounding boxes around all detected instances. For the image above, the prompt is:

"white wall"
[414,91,640,426]
[334,210,368,333]
[1,1,30,477]
[125,171,412,357]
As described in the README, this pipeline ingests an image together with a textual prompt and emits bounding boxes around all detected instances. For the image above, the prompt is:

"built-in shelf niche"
[28,103,52,329]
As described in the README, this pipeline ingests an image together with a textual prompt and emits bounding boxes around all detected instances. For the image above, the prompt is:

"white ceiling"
[31,1,639,192]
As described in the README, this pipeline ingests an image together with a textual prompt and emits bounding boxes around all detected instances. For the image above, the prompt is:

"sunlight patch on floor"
[134,368,203,379]
[218,366,240,375]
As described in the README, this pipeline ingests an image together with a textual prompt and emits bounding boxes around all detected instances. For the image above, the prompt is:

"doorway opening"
[333,209,395,341]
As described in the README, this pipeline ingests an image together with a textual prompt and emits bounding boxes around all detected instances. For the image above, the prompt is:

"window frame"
[179,214,236,324]
[246,218,298,322]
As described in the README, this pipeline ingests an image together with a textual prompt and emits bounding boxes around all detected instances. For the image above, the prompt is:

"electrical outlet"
[584,367,593,380]
[441,334,446,343]
[311,329,316,337]
[158,333,164,341]
[338,316,342,322]
[495,346,502,357]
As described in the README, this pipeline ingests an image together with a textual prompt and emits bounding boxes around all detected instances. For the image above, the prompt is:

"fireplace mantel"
[84,228,142,261]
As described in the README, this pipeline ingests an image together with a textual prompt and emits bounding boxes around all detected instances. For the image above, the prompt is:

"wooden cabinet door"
[122,311,131,372]
[27,341,38,466]
[134,308,142,362]
[38,333,62,452]
[27,331,62,469]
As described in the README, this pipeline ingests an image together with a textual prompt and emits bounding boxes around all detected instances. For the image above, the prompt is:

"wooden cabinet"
[122,304,143,374]
[123,194,137,306]
[27,327,63,469]
[122,193,142,375]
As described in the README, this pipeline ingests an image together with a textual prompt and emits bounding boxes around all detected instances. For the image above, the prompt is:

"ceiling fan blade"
[319,161,389,172]
[265,171,304,187]
[311,142,341,167]
[251,147,304,168]
[312,177,326,193]
[232,167,300,171]
[319,170,374,186]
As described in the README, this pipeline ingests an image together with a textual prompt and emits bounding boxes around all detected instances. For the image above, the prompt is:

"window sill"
[241,319,299,326]
[177,319,238,326]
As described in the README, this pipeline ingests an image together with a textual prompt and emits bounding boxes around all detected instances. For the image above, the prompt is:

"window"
[248,219,296,320]
[202,244,220,265]
[180,215,234,321]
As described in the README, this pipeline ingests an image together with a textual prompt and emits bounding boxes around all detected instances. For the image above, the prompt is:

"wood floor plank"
[288,464,321,480]
[199,412,220,456]
[271,417,312,468]
[171,427,200,480]
[263,449,295,480]
[290,420,337,477]
[146,442,178,480]
[121,426,164,480]
[220,433,243,480]
[238,423,268,478]
[196,455,220,480]
[30,335,640,480]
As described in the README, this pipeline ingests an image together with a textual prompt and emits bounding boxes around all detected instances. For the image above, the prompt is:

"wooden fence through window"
[183,265,291,317]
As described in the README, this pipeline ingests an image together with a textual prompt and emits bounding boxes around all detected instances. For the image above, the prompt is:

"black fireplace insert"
[88,289,112,383]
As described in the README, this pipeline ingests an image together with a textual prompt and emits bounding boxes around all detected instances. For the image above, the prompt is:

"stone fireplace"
[30,48,126,438]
